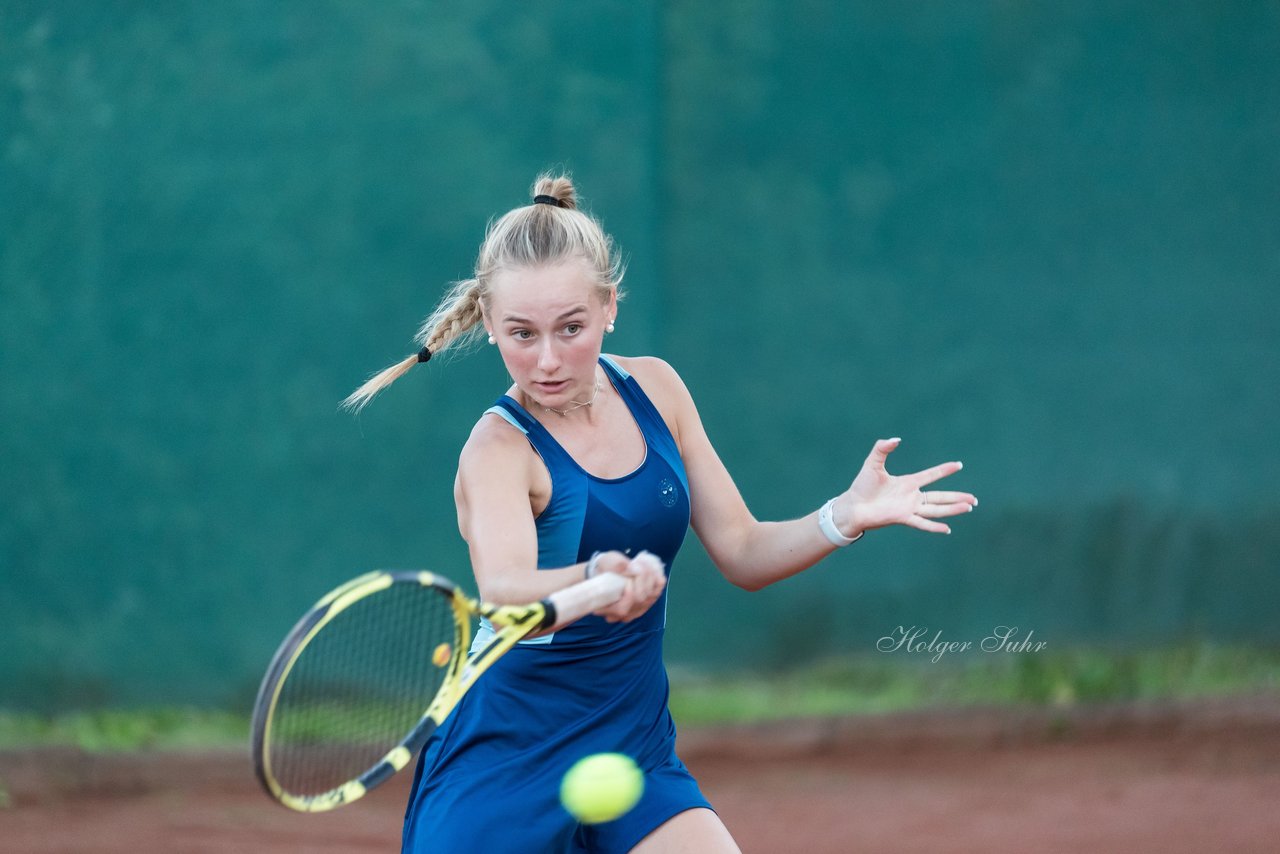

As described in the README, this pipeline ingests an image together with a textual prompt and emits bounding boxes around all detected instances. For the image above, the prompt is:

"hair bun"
[532,173,578,211]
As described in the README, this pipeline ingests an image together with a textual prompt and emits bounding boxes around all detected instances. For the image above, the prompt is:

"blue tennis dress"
[402,355,712,853]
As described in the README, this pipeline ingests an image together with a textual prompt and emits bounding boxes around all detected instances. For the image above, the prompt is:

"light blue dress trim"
[472,617,553,651]
[599,353,630,379]
[483,405,527,434]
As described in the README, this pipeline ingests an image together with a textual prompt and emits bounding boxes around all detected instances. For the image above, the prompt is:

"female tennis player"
[344,173,977,852]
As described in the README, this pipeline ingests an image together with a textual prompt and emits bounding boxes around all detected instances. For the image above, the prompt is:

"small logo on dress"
[658,478,679,507]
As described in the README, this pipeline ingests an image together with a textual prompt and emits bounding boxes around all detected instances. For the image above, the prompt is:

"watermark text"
[877,625,1047,662]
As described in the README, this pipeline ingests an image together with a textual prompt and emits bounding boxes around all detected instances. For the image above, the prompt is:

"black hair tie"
[533,195,561,207]
[416,346,432,363]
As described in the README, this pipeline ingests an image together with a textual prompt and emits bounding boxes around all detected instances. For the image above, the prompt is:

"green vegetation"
[3,643,1277,750]
[0,707,247,752]
[668,642,1280,725]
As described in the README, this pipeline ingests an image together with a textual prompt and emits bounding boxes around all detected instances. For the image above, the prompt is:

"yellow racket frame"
[252,570,550,812]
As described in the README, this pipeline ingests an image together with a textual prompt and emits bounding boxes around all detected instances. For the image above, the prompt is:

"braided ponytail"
[340,280,484,412]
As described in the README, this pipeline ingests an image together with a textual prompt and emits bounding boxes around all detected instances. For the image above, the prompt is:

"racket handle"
[543,572,628,629]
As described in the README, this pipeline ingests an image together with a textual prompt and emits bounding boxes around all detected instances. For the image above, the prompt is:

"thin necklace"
[541,376,602,417]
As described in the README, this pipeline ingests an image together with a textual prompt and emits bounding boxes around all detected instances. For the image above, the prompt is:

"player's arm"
[631,358,975,592]
[455,415,664,619]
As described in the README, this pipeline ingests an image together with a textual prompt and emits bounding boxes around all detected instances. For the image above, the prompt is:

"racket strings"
[268,583,456,796]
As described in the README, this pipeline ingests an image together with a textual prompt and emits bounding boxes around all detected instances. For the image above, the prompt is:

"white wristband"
[818,498,864,547]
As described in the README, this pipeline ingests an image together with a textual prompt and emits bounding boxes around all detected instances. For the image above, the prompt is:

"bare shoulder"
[458,410,534,481]
[608,354,693,405]
[455,409,546,541]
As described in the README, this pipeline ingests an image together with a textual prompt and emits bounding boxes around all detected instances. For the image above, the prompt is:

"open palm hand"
[838,438,978,536]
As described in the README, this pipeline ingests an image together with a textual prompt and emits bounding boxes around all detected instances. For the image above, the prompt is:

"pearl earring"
[605,320,615,334]
[487,334,496,345]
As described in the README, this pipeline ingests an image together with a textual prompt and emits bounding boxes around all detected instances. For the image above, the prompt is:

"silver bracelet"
[584,551,602,580]
[818,498,864,547]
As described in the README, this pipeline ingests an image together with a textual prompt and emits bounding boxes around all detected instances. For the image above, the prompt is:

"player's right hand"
[594,550,667,623]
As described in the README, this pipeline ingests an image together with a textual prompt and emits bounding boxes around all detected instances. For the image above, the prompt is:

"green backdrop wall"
[3,1,1277,710]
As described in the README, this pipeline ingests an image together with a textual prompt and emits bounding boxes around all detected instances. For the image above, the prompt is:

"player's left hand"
[832,438,977,536]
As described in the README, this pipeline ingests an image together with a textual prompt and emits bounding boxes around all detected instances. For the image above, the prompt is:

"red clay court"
[3,696,1277,853]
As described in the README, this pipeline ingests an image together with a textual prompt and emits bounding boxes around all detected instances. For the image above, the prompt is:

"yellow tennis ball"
[431,642,451,667]
[560,753,644,824]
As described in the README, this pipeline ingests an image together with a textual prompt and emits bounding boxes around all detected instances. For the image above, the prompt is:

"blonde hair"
[341,173,625,412]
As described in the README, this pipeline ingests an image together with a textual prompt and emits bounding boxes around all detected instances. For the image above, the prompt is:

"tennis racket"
[251,569,627,812]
